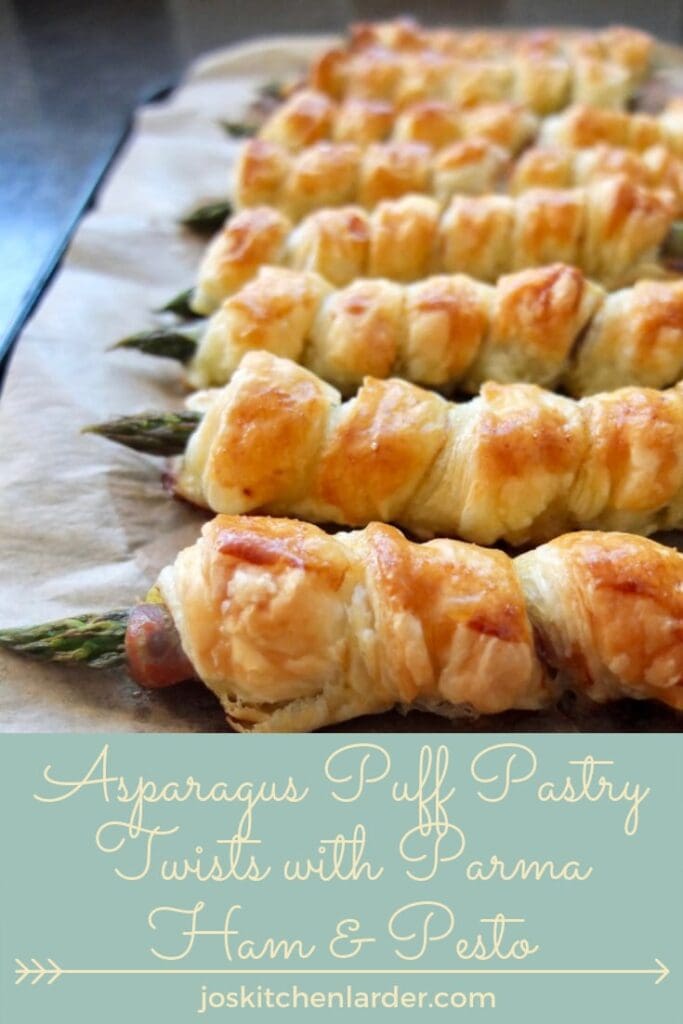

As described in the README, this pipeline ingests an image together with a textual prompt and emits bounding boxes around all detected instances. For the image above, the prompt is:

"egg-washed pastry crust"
[233,137,683,222]
[172,351,683,547]
[308,39,645,114]
[192,179,674,311]
[259,91,539,153]
[156,517,683,732]
[189,264,683,398]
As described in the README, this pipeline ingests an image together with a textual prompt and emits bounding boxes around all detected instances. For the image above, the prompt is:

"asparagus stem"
[217,78,284,139]
[158,288,201,319]
[0,611,130,669]
[111,325,203,364]
[181,200,233,237]
[84,411,202,456]
[220,119,258,138]
[258,80,284,101]
[663,221,683,262]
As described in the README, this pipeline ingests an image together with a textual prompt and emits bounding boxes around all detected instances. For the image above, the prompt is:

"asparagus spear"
[218,77,284,138]
[258,80,285,102]
[181,200,233,237]
[0,611,129,668]
[0,604,194,688]
[84,412,201,457]
[662,221,683,265]
[220,119,258,138]
[112,324,203,364]
[158,288,201,320]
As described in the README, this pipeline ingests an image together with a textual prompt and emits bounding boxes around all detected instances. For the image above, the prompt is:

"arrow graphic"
[14,957,670,986]
[14,959,63,986]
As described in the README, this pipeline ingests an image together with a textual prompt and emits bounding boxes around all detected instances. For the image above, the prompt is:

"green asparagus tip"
[83,411,202,457]
[662,220,683,263]
[181,200,233,237]
[111,326,201,364]
[157,288,201,319]
[0,610,130,669]
[258,80,284,102]
[220,119,258,138]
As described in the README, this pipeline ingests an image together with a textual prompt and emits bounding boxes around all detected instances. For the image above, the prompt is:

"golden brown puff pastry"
[174,350,683,547]
[397,100,538,153]
[349,18,510,59]
[515,531,683,710]
[309,44,637,114]
[541,102,683,157]
[345,19,653,82]
[234,138,510,220]
[259,89,538,154]
[191,180,674,313]
[159,515,548,730]
[188,266,683,398]
[157,516,682,731]
[510,144,683,215]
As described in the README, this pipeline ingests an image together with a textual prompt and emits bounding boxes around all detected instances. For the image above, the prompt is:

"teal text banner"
[0,735,681,1021]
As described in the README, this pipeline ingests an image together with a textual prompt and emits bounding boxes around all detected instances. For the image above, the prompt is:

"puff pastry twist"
[540,100,683,157]
[235,137,510,220]
[234,138,683,221]
[309,41,645,114]
[175,350,683,547]
[344,20,653,81]
[259,90,539,154]
[153,516,683,731]
[510,143,683,213]
[188,264,683,398]
[192,179,675,313]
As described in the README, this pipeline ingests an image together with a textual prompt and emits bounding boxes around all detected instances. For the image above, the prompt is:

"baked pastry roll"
[4,520,680,731]
[234,137,510,220]
[245,127,682,225]
[309,44,638,114]
[163,523,683,728]
[510,144,683,215]
[108,350,682,547]
[349,18,510,58]
[183,266,683,398]
[345,19,653,84]
[191,180,675,313]
[541,101,683,157]
[158,516,549,730]
[259,89,538,154]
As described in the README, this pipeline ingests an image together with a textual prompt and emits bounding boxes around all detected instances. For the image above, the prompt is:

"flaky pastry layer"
[540,100,683,157]
[157,517,683,732]
[235,137,509,220]
[176,351,683,547]
[344,20,653,84]
[233,138,683,221]
[308,38,645,114]
[192,179,675,313]
[259,91,538,153]
[189,265,683,398]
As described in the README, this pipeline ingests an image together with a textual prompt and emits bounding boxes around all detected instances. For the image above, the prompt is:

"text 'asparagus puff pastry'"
[92,351,683,547]
[343,19,653,83]
[122,266,683,397]
[309,39,646,113]
[259,90,539,153]
[540,100,683,157]
[233,138,683,220]
[2,520,681,732]
[191,179,674,312]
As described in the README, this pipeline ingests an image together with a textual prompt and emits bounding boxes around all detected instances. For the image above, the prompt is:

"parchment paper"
[0,36,681,733]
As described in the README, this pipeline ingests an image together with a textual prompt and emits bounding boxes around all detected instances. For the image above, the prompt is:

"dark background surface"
[2,0,683,359]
